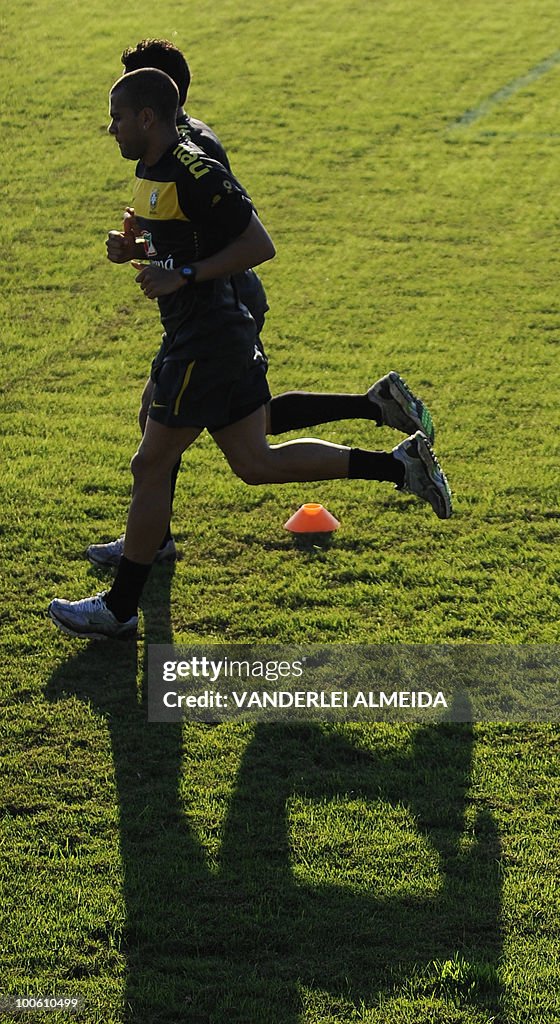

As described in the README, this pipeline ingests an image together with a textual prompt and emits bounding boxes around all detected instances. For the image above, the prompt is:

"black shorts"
[148,343,271,432]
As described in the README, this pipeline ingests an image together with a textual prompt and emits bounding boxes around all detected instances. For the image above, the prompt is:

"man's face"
[108,89,146,160]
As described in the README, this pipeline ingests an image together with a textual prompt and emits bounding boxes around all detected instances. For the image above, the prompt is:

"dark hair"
[121,39,190,106]
[111,68,179,123]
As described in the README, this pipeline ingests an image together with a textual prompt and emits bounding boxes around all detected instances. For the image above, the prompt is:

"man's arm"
[191,212,275,281]
[132,212,275,300]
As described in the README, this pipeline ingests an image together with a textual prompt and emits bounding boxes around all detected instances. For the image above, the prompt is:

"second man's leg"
[265,371,434,442]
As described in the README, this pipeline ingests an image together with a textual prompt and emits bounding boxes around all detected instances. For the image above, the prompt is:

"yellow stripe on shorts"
[174,361,196,416]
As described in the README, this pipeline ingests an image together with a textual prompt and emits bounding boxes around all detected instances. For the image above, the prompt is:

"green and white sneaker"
[368,371,434,443]
[86,535,177,568]
[392,430,452,519]
[48,592,138,639]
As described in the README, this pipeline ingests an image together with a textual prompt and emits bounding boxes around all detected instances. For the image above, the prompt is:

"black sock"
[159,458,181,549]
[104,556,152,622]
[268,392,381,434]
[348,448,405,486]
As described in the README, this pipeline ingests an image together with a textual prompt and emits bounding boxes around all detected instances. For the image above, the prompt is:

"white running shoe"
[368,371,435,443]
[86,535,177,568]
[48,592,138,639]
[392,431,453,519]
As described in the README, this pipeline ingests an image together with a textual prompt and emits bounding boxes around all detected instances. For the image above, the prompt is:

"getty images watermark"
[147,645,560,723]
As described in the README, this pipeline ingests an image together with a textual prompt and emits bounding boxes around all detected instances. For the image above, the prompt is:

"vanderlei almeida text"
[161,689,448,710]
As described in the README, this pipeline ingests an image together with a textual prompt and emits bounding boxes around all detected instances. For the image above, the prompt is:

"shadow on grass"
[207,719,503,1022]
[46,582,503,1022]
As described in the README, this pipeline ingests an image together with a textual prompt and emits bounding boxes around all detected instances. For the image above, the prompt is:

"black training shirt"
[132,139,254,336]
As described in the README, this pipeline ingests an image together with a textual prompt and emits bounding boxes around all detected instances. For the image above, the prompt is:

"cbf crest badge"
[149,187,159,213]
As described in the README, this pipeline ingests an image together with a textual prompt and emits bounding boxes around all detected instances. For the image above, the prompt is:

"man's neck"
[142,126,180,167]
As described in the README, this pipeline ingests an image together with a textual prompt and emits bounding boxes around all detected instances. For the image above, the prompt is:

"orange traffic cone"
[284,503,340,533]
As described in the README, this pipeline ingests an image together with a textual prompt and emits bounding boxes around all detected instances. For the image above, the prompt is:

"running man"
[86,39,436,569]
[48,69,451,640]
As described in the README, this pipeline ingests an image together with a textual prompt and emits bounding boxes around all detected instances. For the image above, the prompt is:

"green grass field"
[1,0,559,1021]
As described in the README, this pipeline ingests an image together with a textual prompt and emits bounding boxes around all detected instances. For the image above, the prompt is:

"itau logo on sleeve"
[141,230,157,257]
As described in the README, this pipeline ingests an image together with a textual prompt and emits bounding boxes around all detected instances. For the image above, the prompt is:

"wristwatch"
[179,264,197,284]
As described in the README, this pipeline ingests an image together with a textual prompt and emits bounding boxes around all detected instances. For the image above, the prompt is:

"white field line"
[452,49,560,128]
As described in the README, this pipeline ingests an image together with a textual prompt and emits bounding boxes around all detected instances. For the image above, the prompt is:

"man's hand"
[106,230,140,264]
[131,261,185,300]
[106,208,144,264]
[123,206,140,239]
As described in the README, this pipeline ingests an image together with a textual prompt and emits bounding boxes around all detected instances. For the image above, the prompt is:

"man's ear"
[140,107,156,130]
